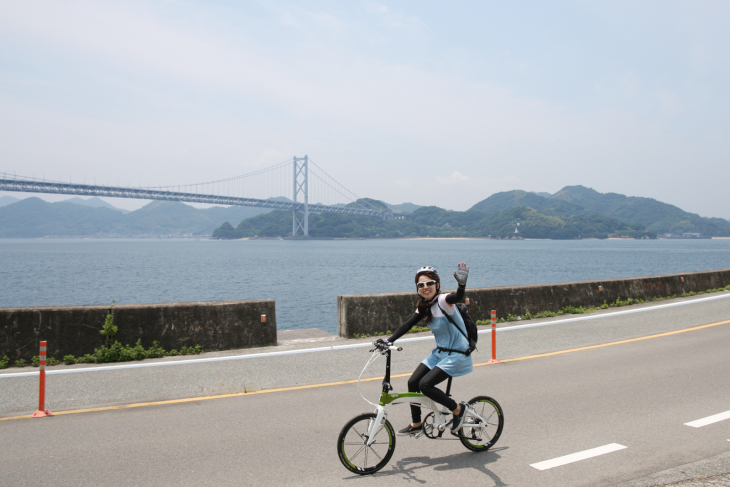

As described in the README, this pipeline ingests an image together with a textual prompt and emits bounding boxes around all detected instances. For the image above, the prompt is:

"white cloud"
[436,171,471,187]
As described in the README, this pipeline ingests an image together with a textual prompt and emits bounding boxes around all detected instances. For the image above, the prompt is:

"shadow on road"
[342,446,508,485]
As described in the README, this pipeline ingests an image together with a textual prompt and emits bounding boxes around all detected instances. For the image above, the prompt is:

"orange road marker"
[487,310,500,364]
[32,341,53,418]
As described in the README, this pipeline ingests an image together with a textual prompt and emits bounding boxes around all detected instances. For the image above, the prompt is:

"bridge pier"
[292,155,309,237]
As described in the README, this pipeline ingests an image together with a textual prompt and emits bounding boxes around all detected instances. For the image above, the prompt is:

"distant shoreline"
[2,235,729,241]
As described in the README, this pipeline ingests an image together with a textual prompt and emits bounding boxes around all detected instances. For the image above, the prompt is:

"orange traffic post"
[487,310,500,364]
[32,341,53,418]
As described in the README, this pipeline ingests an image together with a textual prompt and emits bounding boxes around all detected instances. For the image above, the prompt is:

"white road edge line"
[530,443,627,471]
[1,292,728,379]
[495,291,730,333]
[685,410,730,428]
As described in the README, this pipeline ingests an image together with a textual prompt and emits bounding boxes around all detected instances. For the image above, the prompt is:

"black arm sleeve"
[387,312,424,343]
[445,284,465,305]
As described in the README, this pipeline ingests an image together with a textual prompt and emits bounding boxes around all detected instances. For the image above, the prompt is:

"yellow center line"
[2,319,729,422]
[477,319,730,366]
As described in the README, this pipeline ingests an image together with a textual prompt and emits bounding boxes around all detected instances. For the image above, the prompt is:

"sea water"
[1,238,729,334]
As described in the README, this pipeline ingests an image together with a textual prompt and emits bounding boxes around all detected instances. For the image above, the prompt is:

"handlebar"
[370,340,403,354]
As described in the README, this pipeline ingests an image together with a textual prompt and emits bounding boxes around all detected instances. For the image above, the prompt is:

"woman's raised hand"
[454,262,469,286]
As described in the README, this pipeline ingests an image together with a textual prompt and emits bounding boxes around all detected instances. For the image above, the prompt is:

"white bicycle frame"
[361,346,488,446]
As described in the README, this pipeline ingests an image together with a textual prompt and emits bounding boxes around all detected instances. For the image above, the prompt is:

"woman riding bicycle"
[377,263,472,437]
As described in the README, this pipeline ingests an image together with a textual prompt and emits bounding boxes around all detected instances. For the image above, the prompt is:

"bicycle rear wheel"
[459,396,503,452]
[337,413,396,475]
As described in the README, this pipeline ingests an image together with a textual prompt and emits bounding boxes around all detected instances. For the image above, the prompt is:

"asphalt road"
[1,293,729,486]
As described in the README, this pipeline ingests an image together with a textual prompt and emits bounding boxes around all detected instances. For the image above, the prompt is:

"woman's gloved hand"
[454,262,469,286]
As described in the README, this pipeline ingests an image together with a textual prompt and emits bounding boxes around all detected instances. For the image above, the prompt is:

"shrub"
[36,300,206,365]
[610,297,645,307]
[146,340,166,359]
[30,355,59,367]
[534,310,558,318]
[0,355,9,369]
[130,339,147,360]
[100,301,118,347]
[56,339,204,365]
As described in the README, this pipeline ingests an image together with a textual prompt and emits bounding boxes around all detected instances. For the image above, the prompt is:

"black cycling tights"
[407,363,457,424]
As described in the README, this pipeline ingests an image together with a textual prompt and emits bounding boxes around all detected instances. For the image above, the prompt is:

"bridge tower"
[292,155,309,236]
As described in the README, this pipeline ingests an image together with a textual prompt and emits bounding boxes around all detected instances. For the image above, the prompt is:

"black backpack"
[437,302,478,356]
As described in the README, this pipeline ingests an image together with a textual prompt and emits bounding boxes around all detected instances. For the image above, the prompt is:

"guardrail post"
[487,310,500,364]
[32,341,53,418]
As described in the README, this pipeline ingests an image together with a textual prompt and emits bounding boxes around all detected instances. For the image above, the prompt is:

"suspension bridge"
[0,156,400,236]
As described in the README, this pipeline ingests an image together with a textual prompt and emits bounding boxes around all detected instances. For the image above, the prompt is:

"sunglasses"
[416,280,438,289]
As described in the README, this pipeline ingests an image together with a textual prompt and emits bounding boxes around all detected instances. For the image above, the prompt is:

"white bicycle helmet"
[415,266,438,279]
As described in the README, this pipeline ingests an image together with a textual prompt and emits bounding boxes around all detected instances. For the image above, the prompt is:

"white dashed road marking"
[685,410,730,428]
[530,443,627,471]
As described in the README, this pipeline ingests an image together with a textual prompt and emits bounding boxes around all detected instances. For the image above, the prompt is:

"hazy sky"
[1,1,729,217]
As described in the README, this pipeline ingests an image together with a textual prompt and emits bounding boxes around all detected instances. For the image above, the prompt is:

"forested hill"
[469,186,730,236]
[0,196,420,237]
[0,197,272,237]
[4,185,727,239]
[212,203,653,240]
[213,186,730,240]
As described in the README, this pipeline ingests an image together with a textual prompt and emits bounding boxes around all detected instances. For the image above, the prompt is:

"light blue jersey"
[419,294,473,377]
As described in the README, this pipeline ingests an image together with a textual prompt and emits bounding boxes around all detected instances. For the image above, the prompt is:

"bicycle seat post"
[445,376,453,397]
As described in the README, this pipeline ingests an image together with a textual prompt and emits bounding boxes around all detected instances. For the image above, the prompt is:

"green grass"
[681,285,730,297]
[60,341,203,365]
[3,342,204,369]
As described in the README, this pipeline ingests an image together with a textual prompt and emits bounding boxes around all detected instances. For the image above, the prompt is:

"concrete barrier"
[337,269,730,338]
[0,299,277,362]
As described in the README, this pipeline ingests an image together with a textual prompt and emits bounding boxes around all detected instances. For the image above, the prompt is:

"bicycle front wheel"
[459,396,504,452]
[337,413,396,475]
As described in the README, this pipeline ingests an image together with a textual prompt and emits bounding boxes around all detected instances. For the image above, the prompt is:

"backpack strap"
[437,347,469,355]
[436,303,472,356]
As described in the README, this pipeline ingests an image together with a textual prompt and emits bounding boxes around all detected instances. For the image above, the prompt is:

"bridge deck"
[0,179,387,217]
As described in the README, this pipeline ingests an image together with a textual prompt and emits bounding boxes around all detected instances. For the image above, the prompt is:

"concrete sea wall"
[0,299,276,361]
[337,269,730,338]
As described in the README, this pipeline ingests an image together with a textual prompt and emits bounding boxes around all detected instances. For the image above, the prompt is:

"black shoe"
[397,424,423,436]
[450,403,468,436]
